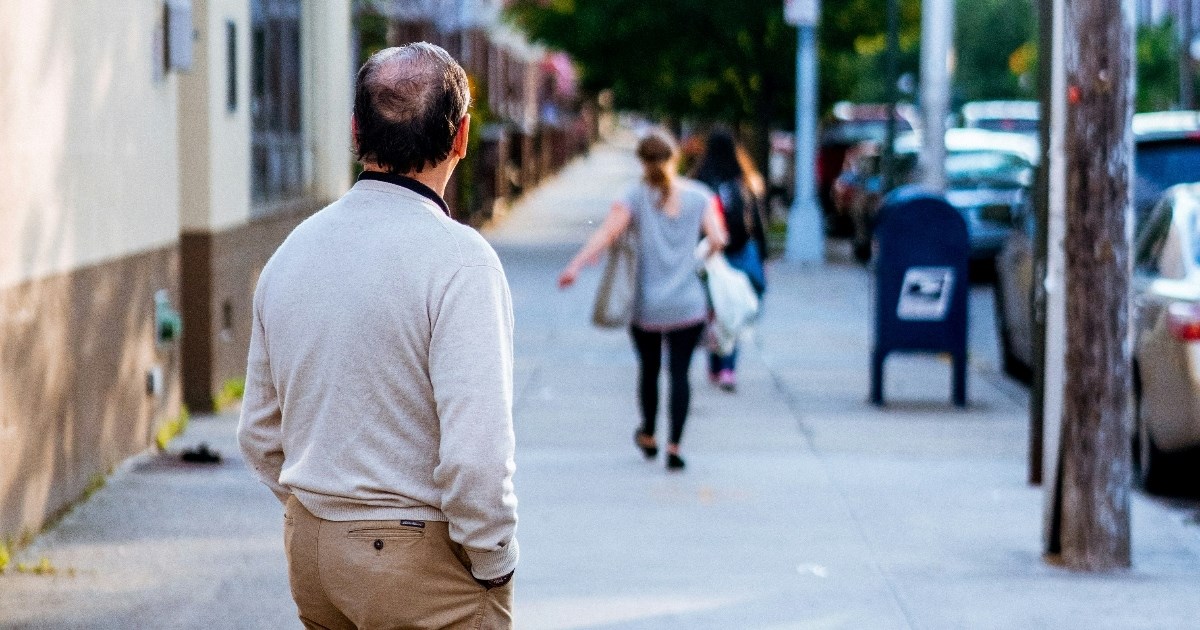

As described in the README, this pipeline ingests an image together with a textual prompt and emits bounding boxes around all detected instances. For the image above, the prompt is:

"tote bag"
[591,227,638,328]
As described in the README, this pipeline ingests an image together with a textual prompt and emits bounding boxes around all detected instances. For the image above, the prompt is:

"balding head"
[353,43,471,174]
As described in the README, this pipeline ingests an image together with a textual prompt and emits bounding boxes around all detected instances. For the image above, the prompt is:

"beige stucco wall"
[179,0,253,233]
[179,0,351,231]
[303,0,354,203]
[0,1,182,290]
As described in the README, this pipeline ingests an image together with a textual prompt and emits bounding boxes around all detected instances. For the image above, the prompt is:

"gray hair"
[353,42,472,173]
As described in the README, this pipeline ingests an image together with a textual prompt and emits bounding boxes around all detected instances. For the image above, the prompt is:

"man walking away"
[238,42,518,630]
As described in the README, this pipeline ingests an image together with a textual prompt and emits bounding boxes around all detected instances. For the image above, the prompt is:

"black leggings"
[630,322,705,447]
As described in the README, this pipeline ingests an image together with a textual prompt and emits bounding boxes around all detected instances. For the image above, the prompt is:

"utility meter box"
[155,289,183,345]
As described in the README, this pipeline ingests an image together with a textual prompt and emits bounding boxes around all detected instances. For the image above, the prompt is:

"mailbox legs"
[869,349,968,407]
[952,350,967,408]
[870,349,886,406]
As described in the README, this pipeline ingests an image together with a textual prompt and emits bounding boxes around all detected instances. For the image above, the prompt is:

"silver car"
[1131,184,1200,488]
[996,112,1200,383]
[994,184,1200,490]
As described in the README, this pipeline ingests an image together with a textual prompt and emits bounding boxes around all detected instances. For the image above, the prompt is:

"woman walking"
[558,130,727,470]
[692,129,769,392]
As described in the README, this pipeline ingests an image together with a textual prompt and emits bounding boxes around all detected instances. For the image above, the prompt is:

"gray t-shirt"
[623,178,713,329]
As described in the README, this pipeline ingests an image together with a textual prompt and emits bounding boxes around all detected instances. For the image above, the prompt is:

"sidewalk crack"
[756,334,921,630]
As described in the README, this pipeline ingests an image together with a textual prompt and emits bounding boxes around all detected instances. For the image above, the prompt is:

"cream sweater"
[237,178,518,580]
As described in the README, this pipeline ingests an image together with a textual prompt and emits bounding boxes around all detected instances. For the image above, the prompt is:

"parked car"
[1132,111,1200,225]
[961,100,1040,136]
[993,112,1200,491]
[832,143,916,261]
[994,111,1200,385]
[998,185,1200,490]
[1129,184,1200,489]
[848,128,1038,263]
[992,198,1037,383]
[818,102,917,233]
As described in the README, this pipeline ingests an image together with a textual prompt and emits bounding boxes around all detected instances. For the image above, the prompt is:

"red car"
[818,102,917,233]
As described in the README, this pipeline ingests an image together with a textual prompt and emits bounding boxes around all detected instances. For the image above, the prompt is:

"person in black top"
[692,129,769,392]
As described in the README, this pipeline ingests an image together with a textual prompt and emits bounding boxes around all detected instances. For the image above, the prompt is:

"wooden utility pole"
[1049,0,1135,571]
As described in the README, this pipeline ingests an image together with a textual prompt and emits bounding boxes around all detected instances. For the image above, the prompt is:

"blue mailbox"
[870,186,970,407]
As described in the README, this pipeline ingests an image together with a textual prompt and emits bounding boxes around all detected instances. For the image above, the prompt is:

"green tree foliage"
[823,0,1038,107]
[506,0,796,129]
[507,0,1186,125]
[356,10,389,66]
[819,0,922,108]
[954,0,1036,102]
[1137,20,1180,113]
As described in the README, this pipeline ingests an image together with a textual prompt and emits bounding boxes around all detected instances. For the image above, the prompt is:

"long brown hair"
[636,130,677,208]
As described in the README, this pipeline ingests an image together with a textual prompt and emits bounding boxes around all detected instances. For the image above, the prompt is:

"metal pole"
[1180,0,1195,109]
[1029,0,1055,487]
[1041,0,1068,555]
[919,0,954,192]
[784,9,825,263]
[882,0,901,193]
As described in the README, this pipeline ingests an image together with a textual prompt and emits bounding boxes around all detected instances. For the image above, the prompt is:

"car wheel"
[992,279,1031,383]
[852,238,871,264]
[1134,371,1178,494]
[1136,391,1168,493]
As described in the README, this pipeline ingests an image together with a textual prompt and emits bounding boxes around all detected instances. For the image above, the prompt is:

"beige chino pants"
[284,496,513,630]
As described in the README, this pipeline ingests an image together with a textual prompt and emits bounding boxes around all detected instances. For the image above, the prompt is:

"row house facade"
[1138,0,1200,27]
[0,0,354,545]
[362,0,592,225]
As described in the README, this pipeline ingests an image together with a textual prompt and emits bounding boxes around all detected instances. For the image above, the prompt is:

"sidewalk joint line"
[757,334,921,630]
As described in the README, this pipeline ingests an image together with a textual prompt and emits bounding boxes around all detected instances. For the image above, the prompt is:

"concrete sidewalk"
[2,136,1199,629]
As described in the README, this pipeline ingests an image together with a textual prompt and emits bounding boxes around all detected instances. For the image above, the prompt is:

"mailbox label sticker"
[897,267,954,321]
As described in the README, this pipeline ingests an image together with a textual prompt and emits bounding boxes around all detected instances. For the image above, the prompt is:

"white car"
[961,100,1040,136]
[994,183,1200,491]
[1131,184,1200,490]
[994,112,1200,492]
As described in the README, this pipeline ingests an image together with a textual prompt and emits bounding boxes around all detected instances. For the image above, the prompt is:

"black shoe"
[666,453,686,471]
[635,430,658,459]
[181,443,222,464]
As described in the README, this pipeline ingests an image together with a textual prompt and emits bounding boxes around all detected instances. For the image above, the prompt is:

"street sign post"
[784,0,819,26]
[783,0,824,263]
[919,0,953,192]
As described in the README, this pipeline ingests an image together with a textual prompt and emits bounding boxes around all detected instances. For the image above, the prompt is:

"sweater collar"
[358,170,451,217]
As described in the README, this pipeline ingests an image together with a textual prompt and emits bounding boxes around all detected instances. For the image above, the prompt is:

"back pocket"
[346,525,424,540]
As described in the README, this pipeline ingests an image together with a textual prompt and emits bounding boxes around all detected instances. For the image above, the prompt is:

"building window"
[251,0,304,207]
[226,21,238,112]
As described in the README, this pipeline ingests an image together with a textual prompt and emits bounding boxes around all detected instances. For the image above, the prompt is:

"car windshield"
[1136,140,1200,190]
[973,119,1040,134]
[945,151,1033,187]
[1134,140,1200,224]
[822,119,912,145]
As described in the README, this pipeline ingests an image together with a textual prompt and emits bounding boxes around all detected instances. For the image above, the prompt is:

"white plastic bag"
[697,239,759,356]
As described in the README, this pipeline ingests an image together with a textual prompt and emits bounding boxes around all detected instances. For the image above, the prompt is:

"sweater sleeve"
[237,295,290,505]
[429,263,519,580]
